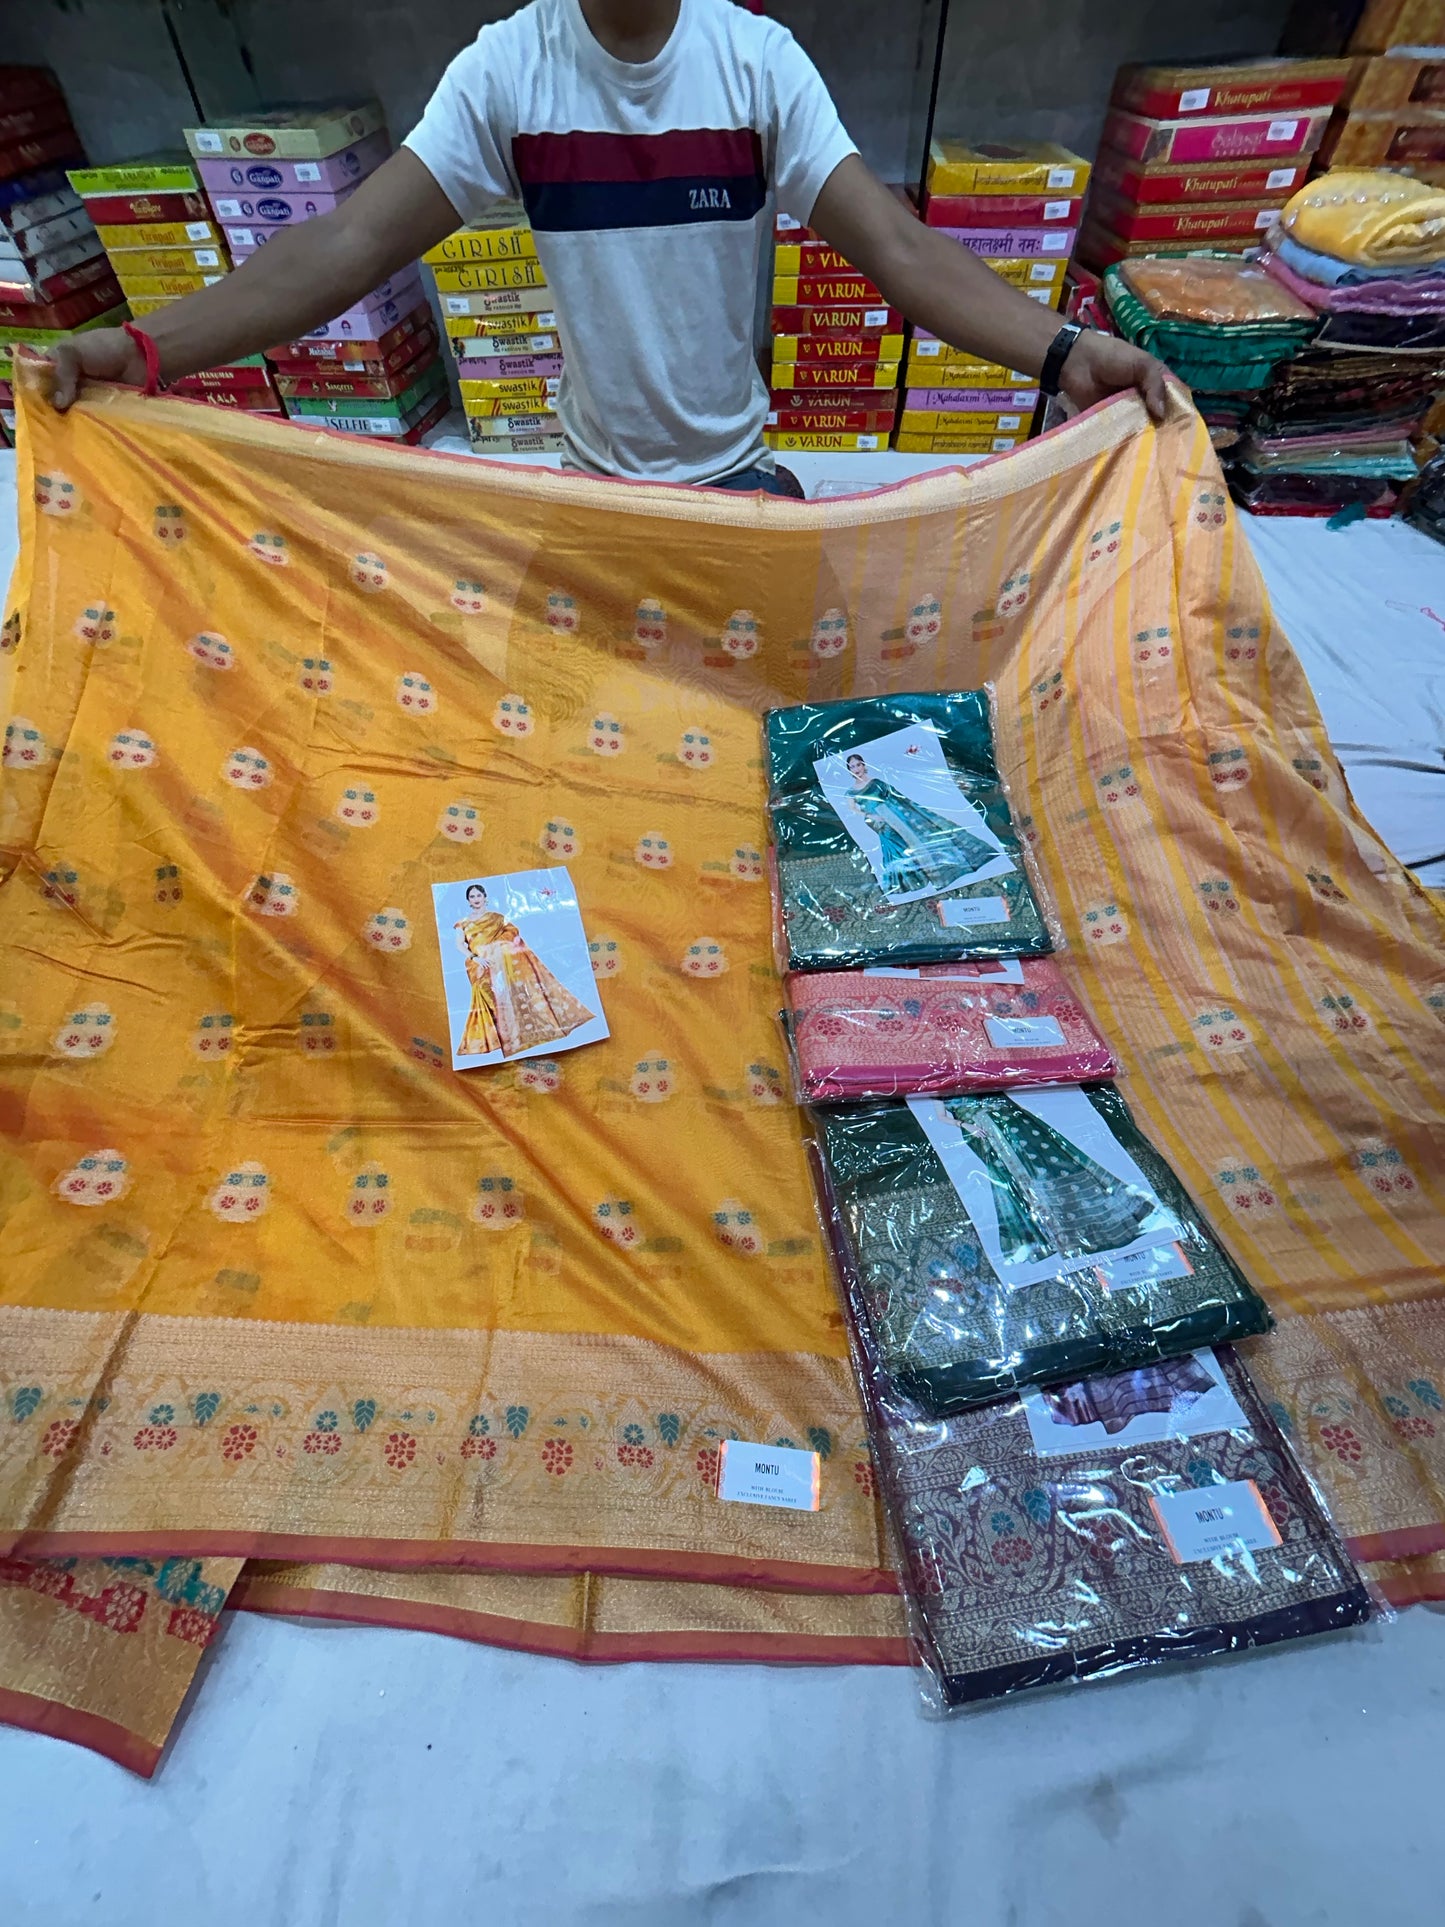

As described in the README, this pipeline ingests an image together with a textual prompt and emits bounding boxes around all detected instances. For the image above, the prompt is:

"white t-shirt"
[406,0,856,482]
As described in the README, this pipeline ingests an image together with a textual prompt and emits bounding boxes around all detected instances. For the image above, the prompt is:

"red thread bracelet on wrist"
[121,322,162,397]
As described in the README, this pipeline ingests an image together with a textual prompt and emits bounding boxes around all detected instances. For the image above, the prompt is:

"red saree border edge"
[230,1579,915,1668]
[1346,1524,1445,1566]
[0,1529,901,1598]
[0,1684,161,1777]
[1377,1574,1445,1609]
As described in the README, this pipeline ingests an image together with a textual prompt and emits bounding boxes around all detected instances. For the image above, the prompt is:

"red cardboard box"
[1091,147,1309,204]
[925,191,1083,226]
[769,302,900,335]
[0,273,122,329]
[80,189,211,224]
[771,272,885,305]
[1110,58,1351,121]
[766,404,899,432]
[1088,188,1286,243]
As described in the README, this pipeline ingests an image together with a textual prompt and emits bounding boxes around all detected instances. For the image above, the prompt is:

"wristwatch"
[1039,321,1085,399]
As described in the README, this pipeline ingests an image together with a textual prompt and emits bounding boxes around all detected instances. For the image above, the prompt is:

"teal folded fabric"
[765,692,1050,970]
[814,1084,1273,1414]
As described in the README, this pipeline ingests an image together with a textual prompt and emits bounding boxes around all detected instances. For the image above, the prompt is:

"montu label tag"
[984,1014,1067,1049]
[938,895,1008,928]
[718,1439,820,1511]
[1150,1479,1281,1563]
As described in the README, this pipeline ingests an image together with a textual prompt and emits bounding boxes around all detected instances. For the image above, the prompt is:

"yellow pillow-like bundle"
[1279,167,1445,268]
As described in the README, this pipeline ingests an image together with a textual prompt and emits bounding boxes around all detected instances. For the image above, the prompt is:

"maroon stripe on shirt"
[512,128,764,185]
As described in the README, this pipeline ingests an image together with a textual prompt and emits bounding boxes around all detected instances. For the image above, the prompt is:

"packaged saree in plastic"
[812,1084,1272,1414]
[785,956,1117,1102]
[870,1342,1371,1708]
[764,691,1052,971]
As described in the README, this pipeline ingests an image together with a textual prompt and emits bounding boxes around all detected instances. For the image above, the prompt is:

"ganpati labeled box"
[195,129,389,194]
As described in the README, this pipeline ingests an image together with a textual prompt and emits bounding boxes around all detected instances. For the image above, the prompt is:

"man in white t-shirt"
[54,0,1166,489]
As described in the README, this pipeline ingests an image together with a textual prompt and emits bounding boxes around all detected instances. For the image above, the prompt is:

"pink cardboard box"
[904,386,1040,411]
[1101,105,1331,164]
[195,130,390,197]
[933,225,1076,257]
[210,182,359,226]
[456,351,564,381]
[297,272,423,341]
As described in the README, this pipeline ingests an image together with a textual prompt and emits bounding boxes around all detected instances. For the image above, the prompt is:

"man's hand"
[50,327,148,412]
[1059,332,1170,422]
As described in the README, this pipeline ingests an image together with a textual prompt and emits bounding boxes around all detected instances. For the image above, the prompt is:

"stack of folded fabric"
[903,141,1089,454]
[1104,253,1319,448]
[1077,59,1351,275]
[1237,167,1445,511]
[764,688,1372,1713]
[764,208,904,455]
[183,104,442,444]
[0,67,119,442]
[426,204,561,455]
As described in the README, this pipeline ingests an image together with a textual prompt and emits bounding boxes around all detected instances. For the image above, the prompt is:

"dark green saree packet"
[813,1084,1272,1416]
[763,692,1051,970]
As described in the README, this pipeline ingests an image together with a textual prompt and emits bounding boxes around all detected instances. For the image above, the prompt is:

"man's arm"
[50,149,460,409]
[809,155,1168,419]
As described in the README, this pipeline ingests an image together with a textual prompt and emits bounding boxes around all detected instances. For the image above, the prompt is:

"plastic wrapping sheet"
[784,957,1117,1103]
[1404,447,1445,544]
[763,691,1054,972]
[1120,255,1316,324]
[1227,465,1402,513]
[1233,436,1418,477]
[811,1085,1272,1417]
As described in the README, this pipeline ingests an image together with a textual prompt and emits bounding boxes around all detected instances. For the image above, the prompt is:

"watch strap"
[1039,322,1084,399]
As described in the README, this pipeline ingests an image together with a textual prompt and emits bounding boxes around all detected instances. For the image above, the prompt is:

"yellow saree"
[455,909,595,1057]
[2,354,1444,1769]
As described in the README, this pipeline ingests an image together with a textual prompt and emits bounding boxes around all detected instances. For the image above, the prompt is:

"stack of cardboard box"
[425,205,563,455]
[1315,40,1445,177]
[765,211,903,455]
[64,152,273,413]
[0,66,119,442]
[903,141,1089,454]
[185,104,443,442]
[1076,61,1350,274]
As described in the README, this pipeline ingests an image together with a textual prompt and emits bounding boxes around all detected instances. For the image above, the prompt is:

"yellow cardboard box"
[96,220,221,249]
[424,228,538,265]
[895,429,1025,453]
[114,270,226,298]
[431,258,549,292]
[763,431,889,451]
